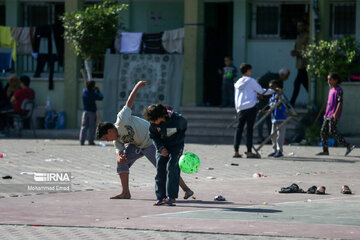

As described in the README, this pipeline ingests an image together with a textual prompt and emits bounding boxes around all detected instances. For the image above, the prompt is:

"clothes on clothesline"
[0,26,17,61]
[119,32,143,54]
[0,52,12,71]
[114,28,184,55]
[32,24,64,90]
[142,32,165,54]
[162,28,184,54]
[10,27,35,54]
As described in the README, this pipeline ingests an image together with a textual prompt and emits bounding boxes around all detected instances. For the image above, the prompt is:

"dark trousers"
[221,80,234,107]
[234,106,257,153]
[155,146,183,200]
[257,112,272,139]
[321,118,350,152]
[290,68,308,106]
[79,111,96,144]
[34,54,56,90]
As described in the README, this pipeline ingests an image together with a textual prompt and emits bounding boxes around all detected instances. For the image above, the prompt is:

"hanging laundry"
[0,52,12,71]
[114,30,122,54]
[142,32,165,54]
[162,28,184,54]
[0,26,17,61]
[53,22,64,67]
[32,25,54,90]
[120,32,143,53]
[10,27,35,54]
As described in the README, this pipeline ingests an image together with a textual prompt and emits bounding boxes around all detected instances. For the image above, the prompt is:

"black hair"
[143,103,169,122]
[240,63,252,75]
[86,80,96,90]
[269,79,281,88]
[96,122,116,139]
[224,56,233,61]
[20,75,31,87]
[328,72,342,84]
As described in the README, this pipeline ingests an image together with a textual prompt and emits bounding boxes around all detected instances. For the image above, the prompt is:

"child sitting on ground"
[267,80,287,158]
[143,104,187,206]
[317,73,355,156]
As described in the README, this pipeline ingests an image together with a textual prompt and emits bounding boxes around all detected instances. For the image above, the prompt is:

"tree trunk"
[84,57,92,82]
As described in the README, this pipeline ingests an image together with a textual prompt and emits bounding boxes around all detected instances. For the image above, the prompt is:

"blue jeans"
[155,146,183,200]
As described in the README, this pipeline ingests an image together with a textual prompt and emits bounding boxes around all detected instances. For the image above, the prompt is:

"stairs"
[180,106,308,144]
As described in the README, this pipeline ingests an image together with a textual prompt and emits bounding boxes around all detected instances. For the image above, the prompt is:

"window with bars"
[252,3,308,39]
[330,2,356,38]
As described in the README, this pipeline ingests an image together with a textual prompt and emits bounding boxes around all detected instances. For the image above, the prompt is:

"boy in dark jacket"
[143,104,187,206]
[79,80,103,145]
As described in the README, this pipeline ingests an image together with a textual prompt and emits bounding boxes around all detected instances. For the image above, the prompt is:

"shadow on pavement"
[272,156,357,163]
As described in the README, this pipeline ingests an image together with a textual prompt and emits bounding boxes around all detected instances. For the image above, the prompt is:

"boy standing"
[96,81,193,200]
[317,73,355,156]
[80,80,103,145]
[233,63,275,158]
[218,56,237,107]
[143,104,187,206]
[267,80,286,158]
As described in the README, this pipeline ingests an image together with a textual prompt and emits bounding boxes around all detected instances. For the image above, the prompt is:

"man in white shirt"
[233,63,274,158]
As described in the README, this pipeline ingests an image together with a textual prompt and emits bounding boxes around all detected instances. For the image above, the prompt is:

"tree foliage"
[303,36,360,81]
[61,1,127,59]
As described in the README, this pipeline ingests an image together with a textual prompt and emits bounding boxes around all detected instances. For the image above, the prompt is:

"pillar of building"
[5,0,20,27]
[182,0,204,106]
[64,0,83,128]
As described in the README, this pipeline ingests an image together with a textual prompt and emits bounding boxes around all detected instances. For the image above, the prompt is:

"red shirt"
[13,87,35,114]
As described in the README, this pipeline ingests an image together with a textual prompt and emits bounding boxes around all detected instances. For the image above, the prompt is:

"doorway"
[203,2,233,106]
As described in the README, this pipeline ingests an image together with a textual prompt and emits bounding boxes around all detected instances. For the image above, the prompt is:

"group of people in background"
[0,75,35,135]
[216,20,354,158]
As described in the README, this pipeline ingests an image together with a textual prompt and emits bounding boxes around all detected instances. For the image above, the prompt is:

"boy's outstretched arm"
[126,81,148,109]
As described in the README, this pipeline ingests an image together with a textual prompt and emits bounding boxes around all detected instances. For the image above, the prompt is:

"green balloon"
[179,152,200,174]
[226,72,233,79]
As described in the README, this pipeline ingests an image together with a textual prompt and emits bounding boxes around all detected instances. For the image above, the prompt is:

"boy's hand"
[136,81,148,89]
[332,114,338,122]
[94,86,100,92]
[117,152,127,164]
[275,88,283,94]
[161,148,169,157]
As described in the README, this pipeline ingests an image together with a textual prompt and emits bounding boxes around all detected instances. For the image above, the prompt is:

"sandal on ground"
[316,152,329,156]
[316,186,326,194]
[345,145,356,156]
[233,153,242,158]
[279,183,305,193]
[245,152,261,159]
[164,197,176,206]
[341,185,352,194]
[153,199,165,206]
[184,189,194,199]
[307,186,317,194]
[268,152,277,157]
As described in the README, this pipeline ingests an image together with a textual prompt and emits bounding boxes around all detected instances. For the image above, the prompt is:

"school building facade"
[1,0,359,134]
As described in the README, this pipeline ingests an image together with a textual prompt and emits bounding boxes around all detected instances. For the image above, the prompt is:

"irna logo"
[34,172,71,182]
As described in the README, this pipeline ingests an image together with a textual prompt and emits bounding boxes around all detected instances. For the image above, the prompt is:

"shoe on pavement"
[345,145,355,156]
[274,152,283,158]
[316,152,329,156]
[268,152,277,157]
[164,197,176,206]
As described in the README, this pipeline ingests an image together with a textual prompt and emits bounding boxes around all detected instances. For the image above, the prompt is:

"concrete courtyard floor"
[0,139,360,239]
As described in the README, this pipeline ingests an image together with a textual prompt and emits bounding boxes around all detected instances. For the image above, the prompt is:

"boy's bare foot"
[110,192,131,199]
[184,189,194,199]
